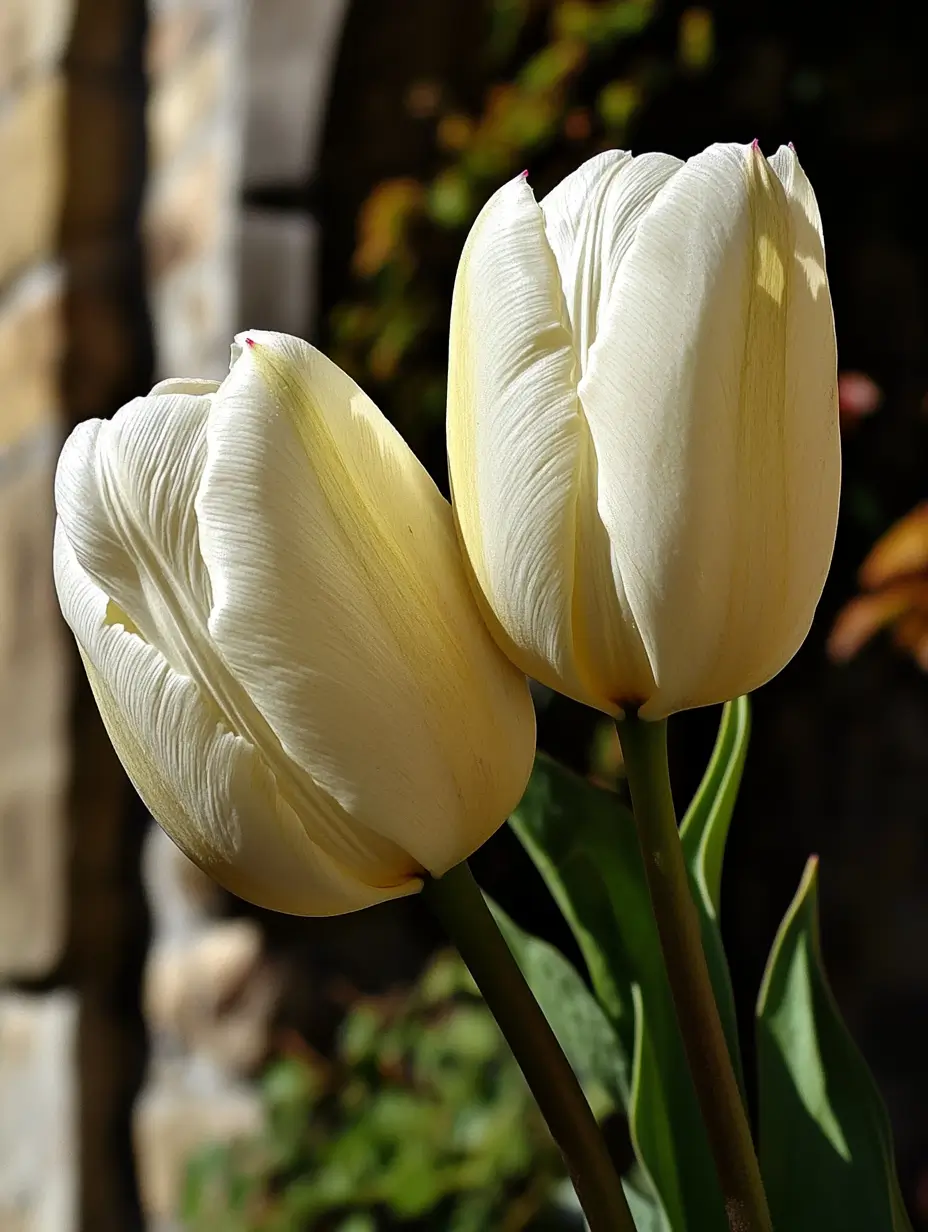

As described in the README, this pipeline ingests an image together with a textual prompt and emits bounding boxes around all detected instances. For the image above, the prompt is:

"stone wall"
[0,1,77,1227]
[1,1,351,1226]
[135,2,349,1227]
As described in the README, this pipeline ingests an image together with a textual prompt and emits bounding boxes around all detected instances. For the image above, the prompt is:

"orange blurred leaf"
[828,580,928,663]
[437,113,475,153]
[890,609,928,670]
[858,502,928,589]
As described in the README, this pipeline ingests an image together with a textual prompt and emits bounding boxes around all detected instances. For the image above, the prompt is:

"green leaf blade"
[678,697,749,1092]
[488,896,630,1111]
[510,754,728,1231]
[756,857,913,1232]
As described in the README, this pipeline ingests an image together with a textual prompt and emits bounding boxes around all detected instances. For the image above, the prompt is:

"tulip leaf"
[623,1163,673,1232]
[627,985,682,1232]
[679,697,750,1088]
[510,754,728,1231]
[756,857,913,1232]
[488,896,629,1110]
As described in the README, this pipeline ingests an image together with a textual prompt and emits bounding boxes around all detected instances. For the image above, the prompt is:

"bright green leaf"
[756,857,913,1232]
[679,696,750,1087]
[628,986,682,1231]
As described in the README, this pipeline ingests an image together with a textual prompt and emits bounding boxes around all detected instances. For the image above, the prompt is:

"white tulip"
[54,332,535,915]
[448,142,840,718]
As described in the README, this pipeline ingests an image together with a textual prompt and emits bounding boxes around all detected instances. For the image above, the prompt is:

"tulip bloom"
[54,332,535,915]
[448,143,840,718]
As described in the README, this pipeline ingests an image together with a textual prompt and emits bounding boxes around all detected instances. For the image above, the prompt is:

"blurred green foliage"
[180,952,578,1231]
[328,0,713,443]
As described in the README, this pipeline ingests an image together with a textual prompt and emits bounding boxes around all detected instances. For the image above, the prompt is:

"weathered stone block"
[146,919,276,1075]
[142,822,224,942]
[0,266,63,450]
[0,441,66,751]
[0,75,64,289]
[0,441,67,978]
[149,39,227,172]
[146,5,218,82]
[0,751,67,979]
[243,0,349,185]
[0,992,78,1232]
[0,0,73,96]
[149,250,235,380]
[239,209,317,336]
[145,147,225,281]
[134,1079,263,1222]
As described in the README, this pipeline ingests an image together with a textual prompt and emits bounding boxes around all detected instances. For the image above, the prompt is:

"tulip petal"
[541,149,682,373]
[197,332,535,875]
[54,526,411,915]
[578,143,838,715]
[447,175,648,711]
[540,151,684,710]
[54,383,422,900]
[765,143,841,663]
[447,175,584,693]
[53,391,214,667]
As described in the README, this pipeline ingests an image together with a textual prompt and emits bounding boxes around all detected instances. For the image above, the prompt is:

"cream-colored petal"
[54,525,412,915]
[541,149,682,373]
[53,393,214,667]
[197,331,535,876]
[447,174,606,706]
[539,150,683,710]
[149,378,221,397]
[578,142,837,716]
[764,144,841,667]
[55,384,419,893]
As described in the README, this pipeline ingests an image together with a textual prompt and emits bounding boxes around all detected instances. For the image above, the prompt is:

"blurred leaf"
[183,951,569,1230]
[438,112,476,152]
[756,858,913,1232]
[352,178,424,278]
[828,581,928,666]
[859,502,928,588]
[598,79,640,129]
[489,896,628,1109]
[427,168,475,228]
[830,501,928,670]
[510,754,728,1230]
[520,40,587,91]
[487,0,533,64]
[679,696,749,1087]
[678,8,714,70]
[336,1215,376,1232]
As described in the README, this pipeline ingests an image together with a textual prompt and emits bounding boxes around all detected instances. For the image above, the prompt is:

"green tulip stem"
[422,860,635,1232]
[616,714,773,1232]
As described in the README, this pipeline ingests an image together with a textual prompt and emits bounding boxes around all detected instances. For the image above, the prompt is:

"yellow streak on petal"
[756,233,786,305]
[707,147,793,701]
[446,240,487,599]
